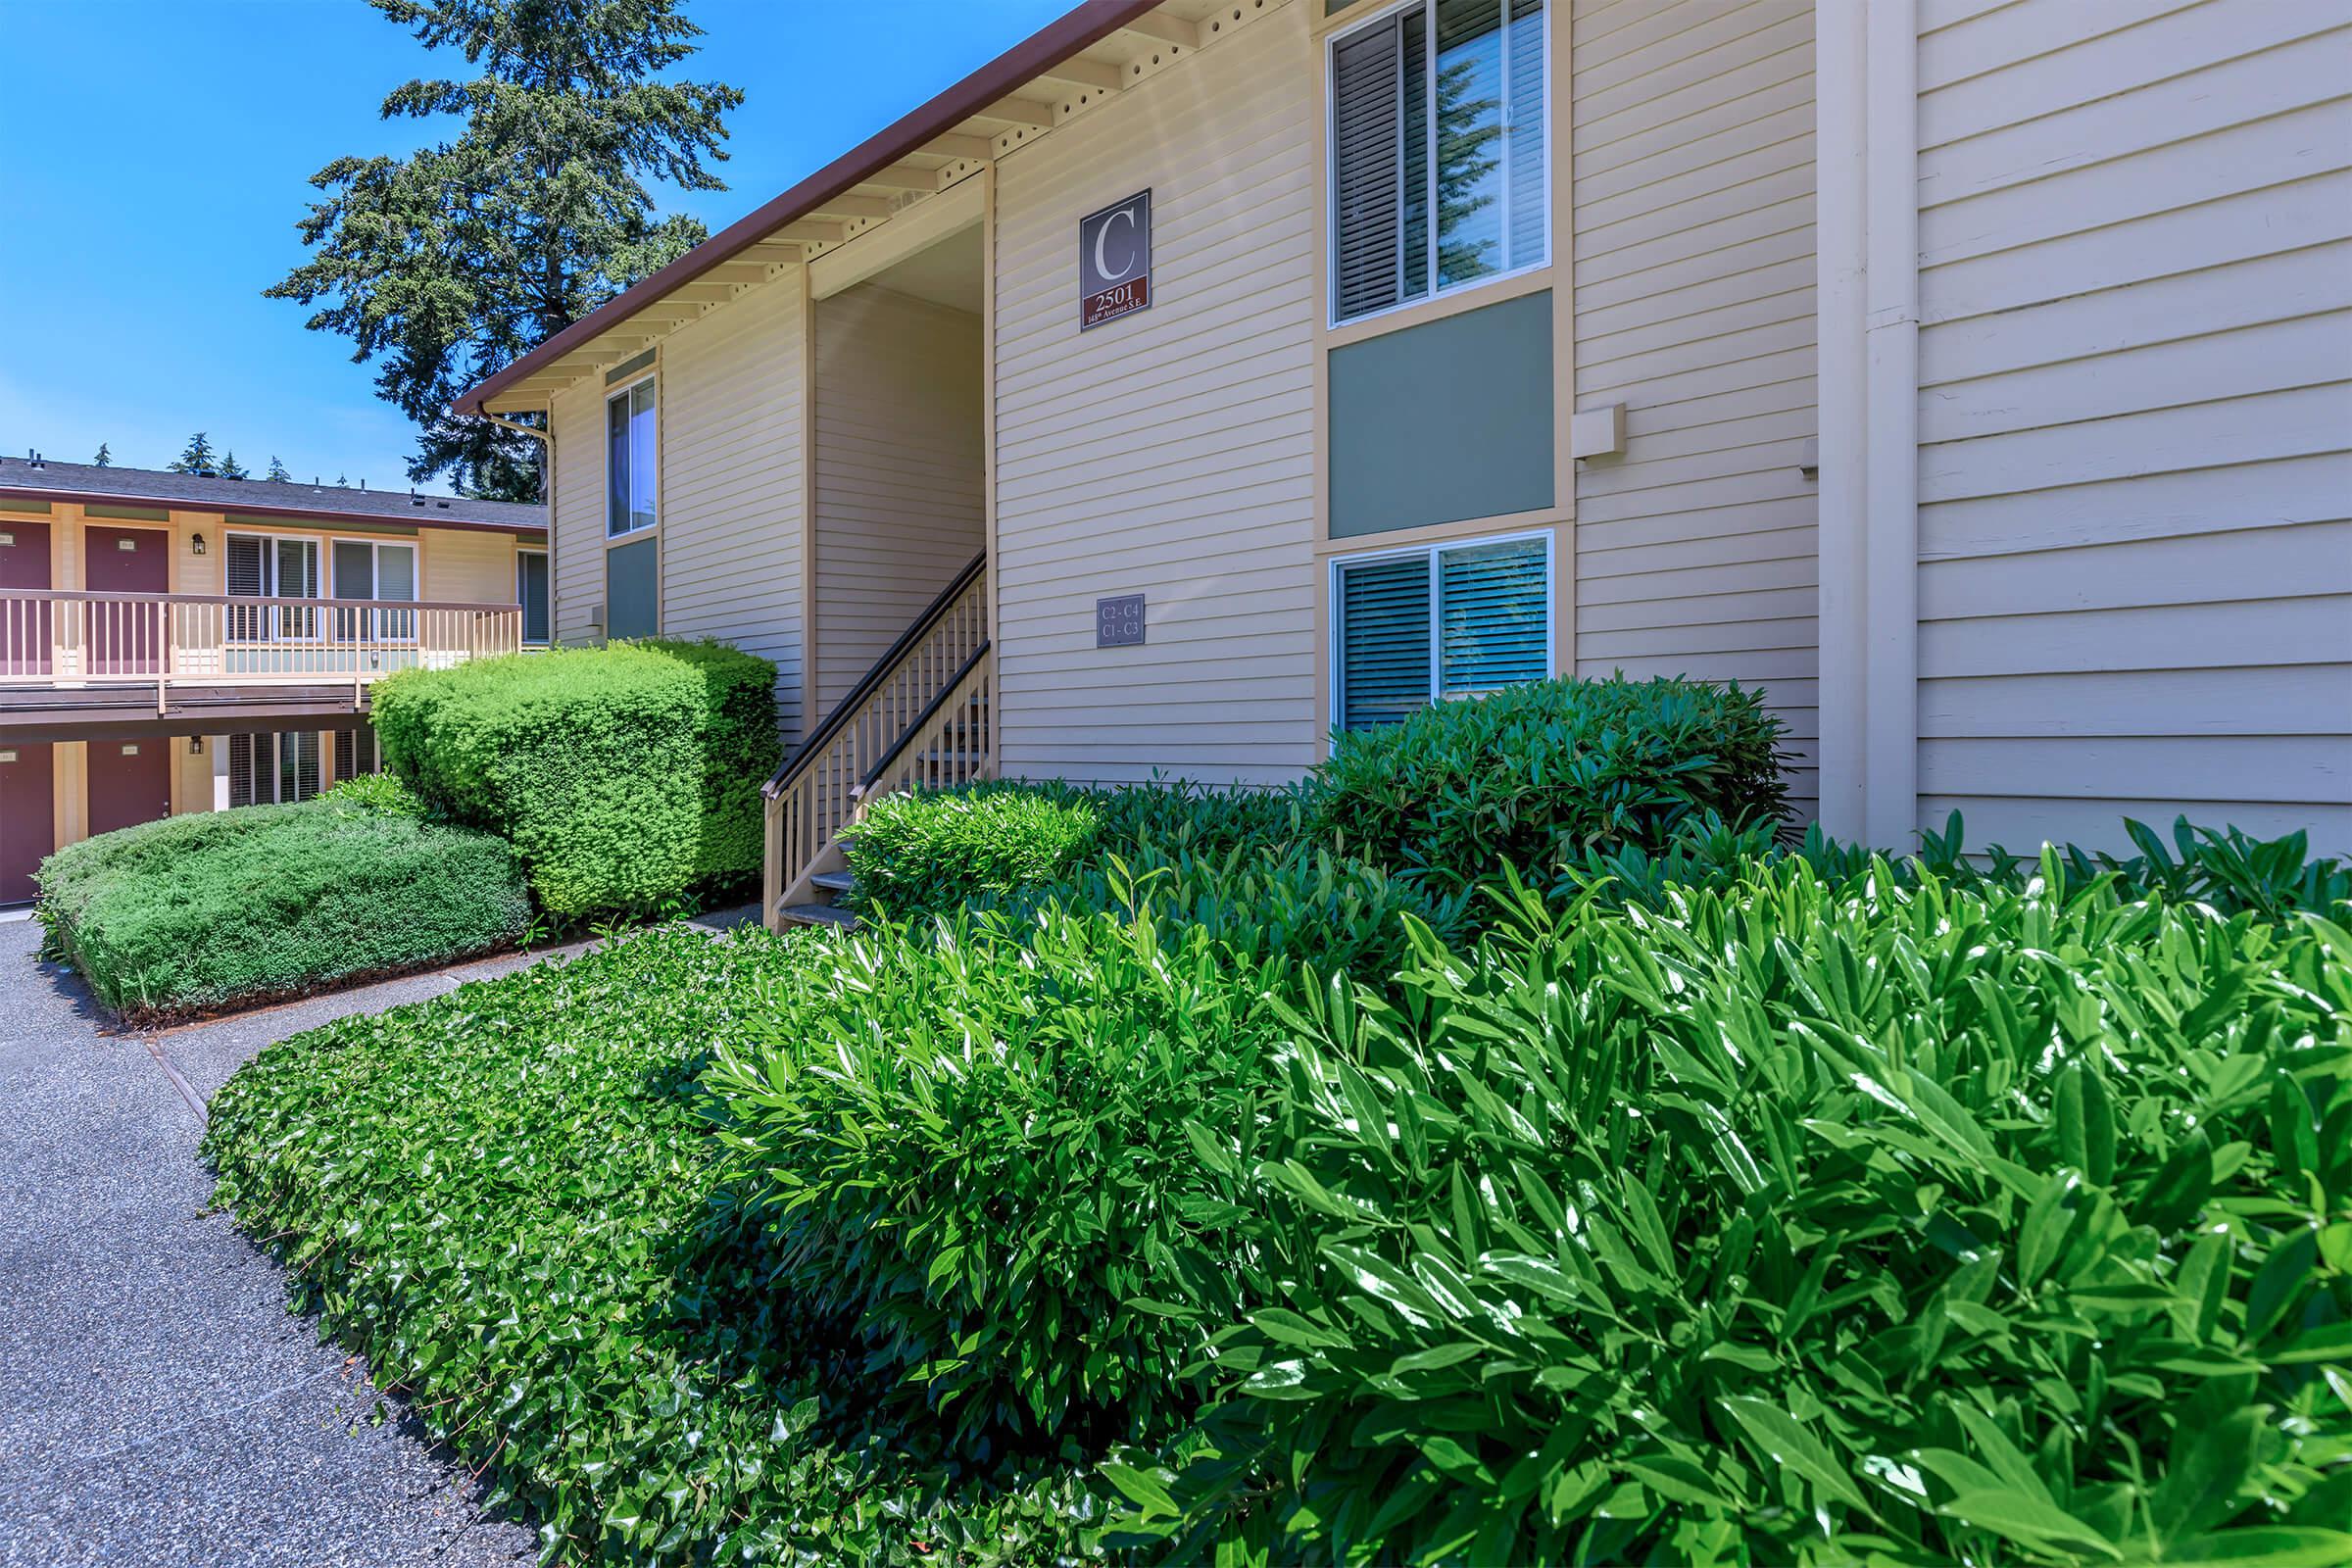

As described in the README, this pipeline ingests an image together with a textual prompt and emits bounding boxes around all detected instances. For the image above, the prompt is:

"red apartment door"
[86,738,172,839]
[1,741,55,903]
[0,518,52,676]
[84,525,169,675]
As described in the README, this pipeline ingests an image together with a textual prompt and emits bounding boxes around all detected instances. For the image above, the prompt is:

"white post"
[209,735,230,812]
[1814,0,1921,852]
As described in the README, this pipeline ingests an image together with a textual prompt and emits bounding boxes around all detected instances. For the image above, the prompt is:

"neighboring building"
[0,458,547,902]
[449,0,2352,924]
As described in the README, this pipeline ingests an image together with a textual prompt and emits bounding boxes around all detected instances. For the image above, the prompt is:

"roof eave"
[0,484,547,538]
[454,0,1163,417]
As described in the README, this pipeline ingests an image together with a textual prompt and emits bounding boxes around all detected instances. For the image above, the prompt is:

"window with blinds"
[334,722,379,782]
[606,376,658,537]
[229,731,322,806]
[1334,533,1548,730]
[1330,0,1547,324]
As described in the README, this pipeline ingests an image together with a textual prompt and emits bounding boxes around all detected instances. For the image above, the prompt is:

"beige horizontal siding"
[1913,0,2352,853]
[811,284,984,722]
[419,526,515,605]
[992,0,1319,787]
[548,377,604,648]
[661,268,809,743]
[1570,0,1820,813]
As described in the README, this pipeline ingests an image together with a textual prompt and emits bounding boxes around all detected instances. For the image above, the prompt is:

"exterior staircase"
[761,553,989,931]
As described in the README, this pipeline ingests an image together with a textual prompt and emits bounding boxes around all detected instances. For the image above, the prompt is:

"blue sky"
[0,0,1068,493]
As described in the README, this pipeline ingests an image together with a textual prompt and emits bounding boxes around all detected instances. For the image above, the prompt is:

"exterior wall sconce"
[189,737,204,756]
[191,532,207,555]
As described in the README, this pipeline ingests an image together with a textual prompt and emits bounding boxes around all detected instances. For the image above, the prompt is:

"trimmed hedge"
[1108,858,2352,1565]
[370,640,777,915]
[36,795,529,1020]
[1311,673,1790,894]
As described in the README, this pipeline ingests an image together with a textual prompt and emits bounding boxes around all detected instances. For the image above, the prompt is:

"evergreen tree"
[93,442,113,467]
[335,473,348,487]
[266,455,294,483]
[268,0,740,501]
[168,432,221,475]
[217,450,250,481]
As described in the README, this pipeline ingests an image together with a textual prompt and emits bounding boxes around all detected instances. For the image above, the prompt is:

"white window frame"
[605,373,660,539]
[1328,526,1555,729]
[329,536,419,644]
[1325,0,1554,330]
[223,530,324,643]
[515,546,550,644]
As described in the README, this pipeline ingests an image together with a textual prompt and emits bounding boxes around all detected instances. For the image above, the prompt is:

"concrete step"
[809,870,855,896]
[778,903,858,930]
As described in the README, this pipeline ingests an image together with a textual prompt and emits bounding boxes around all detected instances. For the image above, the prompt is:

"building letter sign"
[1079,190,1152,329]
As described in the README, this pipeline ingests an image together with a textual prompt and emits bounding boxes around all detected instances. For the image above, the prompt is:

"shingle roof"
[0,456,546,535]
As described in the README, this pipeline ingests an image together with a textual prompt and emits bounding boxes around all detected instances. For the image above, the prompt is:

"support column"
[1814,0,1920,851]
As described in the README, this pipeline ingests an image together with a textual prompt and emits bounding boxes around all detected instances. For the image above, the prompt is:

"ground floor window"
[228,730,321,806]
[334,722,380,781]
[1332,530,1551,731]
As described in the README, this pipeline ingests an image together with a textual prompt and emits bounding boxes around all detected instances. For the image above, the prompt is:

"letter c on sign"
[1094,207,1138,282]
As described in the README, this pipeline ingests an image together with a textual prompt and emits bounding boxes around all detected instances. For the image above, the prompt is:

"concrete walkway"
[0,908,744,1566]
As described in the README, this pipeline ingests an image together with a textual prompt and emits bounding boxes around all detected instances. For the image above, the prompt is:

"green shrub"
[36,800,528,1019]
[205,926,1115,1564]
[1309,673,1789,895]
[370,640,777,915]
[1562,810,2352,922]
[317,769,428,817]
[1110,858,2352,1565]
[705,904,1292,1453]
[843,789,1101,917]
[977,841,1473,986]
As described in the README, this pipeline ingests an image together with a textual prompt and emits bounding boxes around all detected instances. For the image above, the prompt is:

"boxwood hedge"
[370,640,777,916]
[36,793,528,1020]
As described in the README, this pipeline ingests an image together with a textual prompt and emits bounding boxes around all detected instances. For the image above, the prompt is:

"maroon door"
[84,525,169,675]
[2,742,56,904]
[86,738,172,839]
[0,518,52,677]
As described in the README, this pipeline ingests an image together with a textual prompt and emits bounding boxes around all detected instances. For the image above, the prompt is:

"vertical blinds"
[334,723,378,782]
[1338,554,1433,730]
[1337,536,1548,731]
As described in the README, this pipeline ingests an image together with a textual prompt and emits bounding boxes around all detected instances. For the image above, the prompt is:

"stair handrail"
[763,550,986,800]
[858,640,991,791]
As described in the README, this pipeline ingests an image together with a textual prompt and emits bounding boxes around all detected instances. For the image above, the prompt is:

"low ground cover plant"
[1311,673,1790,895]
[36,792,528,1020]
[203,926,1113,1564]
[1105,858,2352,1565]
[371,639,777,916]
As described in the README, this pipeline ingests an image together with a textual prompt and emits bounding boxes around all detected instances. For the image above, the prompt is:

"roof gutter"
[454,0,1163,417]
[0,484,546,539]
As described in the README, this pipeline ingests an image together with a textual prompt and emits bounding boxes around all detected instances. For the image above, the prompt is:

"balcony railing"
[0,590,523,689]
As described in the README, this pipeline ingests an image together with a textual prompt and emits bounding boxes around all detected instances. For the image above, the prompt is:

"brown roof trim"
[0,484,547,539]
[456,0,1163,416]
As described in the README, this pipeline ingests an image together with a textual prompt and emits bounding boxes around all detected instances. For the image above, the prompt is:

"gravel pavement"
[0,906,751,1566]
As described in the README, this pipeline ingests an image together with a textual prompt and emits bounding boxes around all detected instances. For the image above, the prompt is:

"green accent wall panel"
[1328,289,1554,538]
[605,536,659,640]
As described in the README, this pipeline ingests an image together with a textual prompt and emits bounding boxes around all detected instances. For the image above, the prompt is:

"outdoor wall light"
[191,532,207,555]
[188,737,203,756]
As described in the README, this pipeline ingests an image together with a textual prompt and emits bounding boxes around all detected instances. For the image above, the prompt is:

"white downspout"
[477,410,554,643]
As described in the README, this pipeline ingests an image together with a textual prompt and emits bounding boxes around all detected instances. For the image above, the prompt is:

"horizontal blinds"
[1339,555,1433,730]
[224,534,265,598]
[1439,538,1546,696]
[1333,21,1403,321]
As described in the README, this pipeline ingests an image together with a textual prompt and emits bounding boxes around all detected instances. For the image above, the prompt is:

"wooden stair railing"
[761,553,990,926]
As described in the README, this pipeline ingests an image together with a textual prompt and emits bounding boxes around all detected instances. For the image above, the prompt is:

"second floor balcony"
[1,588,524,736]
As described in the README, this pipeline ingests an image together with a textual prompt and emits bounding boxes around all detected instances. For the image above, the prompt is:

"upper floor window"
[606,376,658,537]
[1330,0,1548,325]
